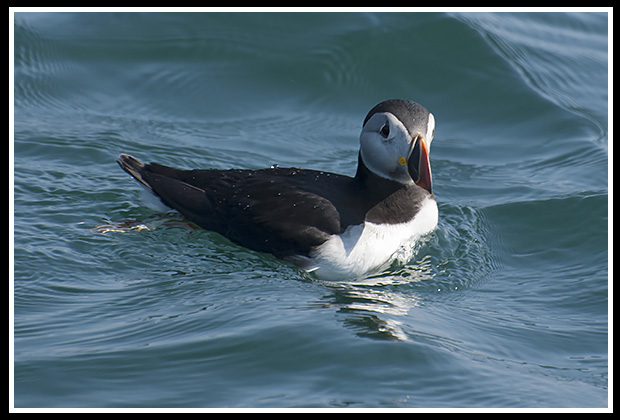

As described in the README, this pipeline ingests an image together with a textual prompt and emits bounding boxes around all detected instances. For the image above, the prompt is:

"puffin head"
[359,99,435,193]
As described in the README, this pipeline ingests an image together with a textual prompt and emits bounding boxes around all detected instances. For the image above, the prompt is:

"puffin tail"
[117,153,153,191]
[117,153,215,221]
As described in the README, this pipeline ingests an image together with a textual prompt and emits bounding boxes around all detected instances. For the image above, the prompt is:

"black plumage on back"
[117,152,427,259]
[119,155,346,257]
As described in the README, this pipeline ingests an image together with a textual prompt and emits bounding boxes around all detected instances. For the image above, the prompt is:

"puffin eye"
[379,123,390,138]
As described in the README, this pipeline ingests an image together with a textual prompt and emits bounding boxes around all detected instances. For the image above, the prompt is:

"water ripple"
[453,12,608,146]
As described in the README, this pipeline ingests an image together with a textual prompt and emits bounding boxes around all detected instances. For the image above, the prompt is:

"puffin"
[117,99,438,279]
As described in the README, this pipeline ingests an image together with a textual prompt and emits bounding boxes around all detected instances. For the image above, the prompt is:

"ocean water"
[11,11,609,409]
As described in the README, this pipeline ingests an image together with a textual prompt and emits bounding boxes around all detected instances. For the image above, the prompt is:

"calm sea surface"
[12,11,609,409]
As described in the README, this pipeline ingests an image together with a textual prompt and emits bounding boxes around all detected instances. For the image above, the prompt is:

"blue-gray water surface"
[12,11,609,409]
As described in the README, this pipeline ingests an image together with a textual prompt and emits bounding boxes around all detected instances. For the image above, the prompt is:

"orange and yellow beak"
[407,134,432,194]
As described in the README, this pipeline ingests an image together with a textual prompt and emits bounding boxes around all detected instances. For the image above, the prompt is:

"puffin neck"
[354,152,405,198]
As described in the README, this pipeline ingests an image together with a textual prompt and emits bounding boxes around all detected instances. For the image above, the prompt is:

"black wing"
[117,154,344,257]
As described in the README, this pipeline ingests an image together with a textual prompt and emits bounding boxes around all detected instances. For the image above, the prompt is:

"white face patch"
[359,112,416,184]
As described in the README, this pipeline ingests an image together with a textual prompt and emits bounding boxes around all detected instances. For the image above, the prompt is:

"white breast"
[306,197,438,280]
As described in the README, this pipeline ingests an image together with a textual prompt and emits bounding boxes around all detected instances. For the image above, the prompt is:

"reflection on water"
[317,255,436,341]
